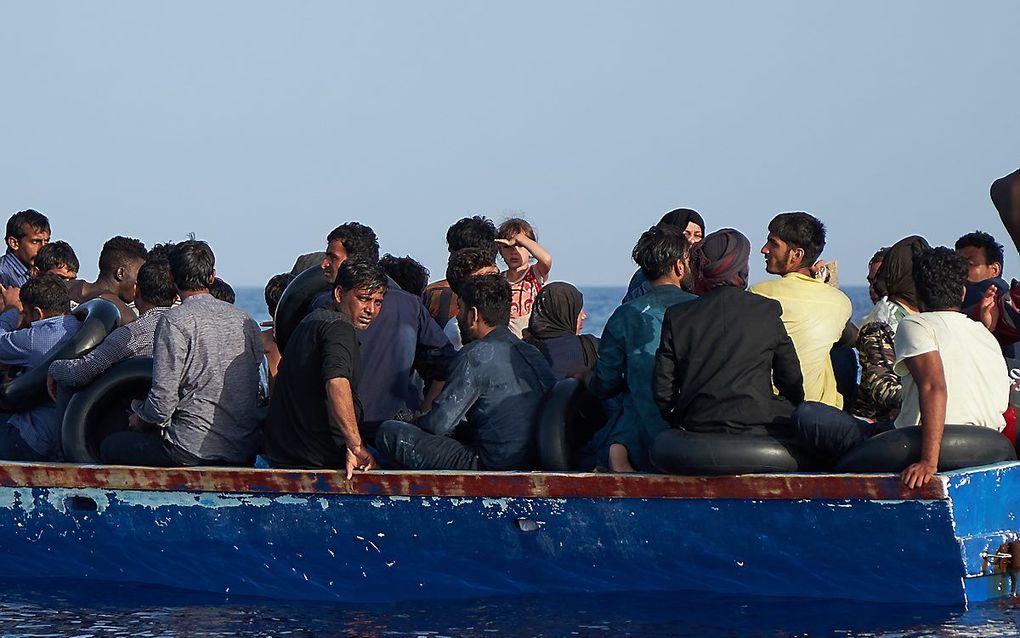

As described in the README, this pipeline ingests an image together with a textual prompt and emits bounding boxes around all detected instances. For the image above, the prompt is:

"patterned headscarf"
[692,229,751,294]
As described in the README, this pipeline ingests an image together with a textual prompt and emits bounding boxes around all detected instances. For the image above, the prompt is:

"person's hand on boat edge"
[901,460,938,488]
[346,444,376,480]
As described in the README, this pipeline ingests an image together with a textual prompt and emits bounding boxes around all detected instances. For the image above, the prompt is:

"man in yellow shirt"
[751,212,852,409]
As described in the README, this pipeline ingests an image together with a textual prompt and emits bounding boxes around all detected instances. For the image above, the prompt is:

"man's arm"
[772,321,805,405]
[136,319,186,426]
[0,308,33,366]
[48,326,132,389]
[416,354,480,436]
[325,377,375,479]
[900,351,948,488]
[589,309,626,400]
[412,300,456,382]
[653,311,680,423]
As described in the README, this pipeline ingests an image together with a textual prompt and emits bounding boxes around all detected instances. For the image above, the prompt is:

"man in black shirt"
[263,261,386,478]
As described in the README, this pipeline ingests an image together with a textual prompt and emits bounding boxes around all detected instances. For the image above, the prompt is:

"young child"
[496,218,553,338]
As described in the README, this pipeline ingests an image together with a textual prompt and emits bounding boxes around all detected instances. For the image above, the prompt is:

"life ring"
[835,424,1017,473]
[536,377,610,471]
[0,298,121,412]
[274,265,332,354]
[61,357,153,463]
[650,428,812,475]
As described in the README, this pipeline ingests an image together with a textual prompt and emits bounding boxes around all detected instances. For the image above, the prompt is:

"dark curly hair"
[20,273,70,316]
[136,259,177,307]
[632,225,689,280]
[98,236,148,276]
[446,245,498,296]
[264,272,295,317]
[447,216,497,253]
[955,230,1005,269]
[913,247,968,311]
[35,241,79,275]
[459,274,511,328]
[336,260,387,293]
[6,209,49,241]
[768,212,826,265]
[168,240,215,292]
[326,223,380,264]
[209,277,236,304]
[379,254,429,296]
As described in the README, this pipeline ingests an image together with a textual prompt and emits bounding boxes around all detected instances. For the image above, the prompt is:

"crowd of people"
[0,172,1017,489]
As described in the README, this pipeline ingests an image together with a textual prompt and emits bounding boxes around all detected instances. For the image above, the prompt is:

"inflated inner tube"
[835,424,1017,473]
[274,265,332,354]
[537,377,607,471]
[651,428,814,475]
[0,298,121,412]
[61,357,153,463]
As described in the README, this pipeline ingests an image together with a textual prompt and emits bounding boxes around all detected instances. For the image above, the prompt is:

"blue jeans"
[375,421,481,470]
[792,401,894,461]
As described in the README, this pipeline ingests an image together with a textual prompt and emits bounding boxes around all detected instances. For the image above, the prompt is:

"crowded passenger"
[380,254,430,297]
[794,247,1008,487]
[209,277,236,304]
[0,210,50,289]
[261,272,295,395]
[525,282,599,381]
[100,240,264,467]
[0,274,82,461]
[955,231,1008,309]
[68,236,148,326]
[653,229,804,440]
[438,245,499,350]
[751,213,852,409]
[590,225,696,472]
[375,274,556,470]
[496,217,553,338]
[853,236,928,421]
[318,223,455,436]
[623,208,705,303]
[263,261,386,477]
[423,215,497,328]
[866,247,888,304]
[32,241,79,281]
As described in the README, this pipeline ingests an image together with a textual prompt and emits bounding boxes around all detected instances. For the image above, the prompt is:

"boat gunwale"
[0,461,956,500]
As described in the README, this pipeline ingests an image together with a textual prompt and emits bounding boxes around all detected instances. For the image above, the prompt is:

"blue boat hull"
[0,462,1017,605]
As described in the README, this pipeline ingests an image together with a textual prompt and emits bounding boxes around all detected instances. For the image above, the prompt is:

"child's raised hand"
[494,237,517,247]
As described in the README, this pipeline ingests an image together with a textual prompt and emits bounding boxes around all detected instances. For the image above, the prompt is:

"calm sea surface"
[7,284,1013,637]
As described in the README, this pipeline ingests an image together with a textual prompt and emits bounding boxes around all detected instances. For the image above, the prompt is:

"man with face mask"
[263,260,387,478]
[751,212,852,409]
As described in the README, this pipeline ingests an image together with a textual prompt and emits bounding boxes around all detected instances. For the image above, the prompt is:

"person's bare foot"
[608,443,636,473]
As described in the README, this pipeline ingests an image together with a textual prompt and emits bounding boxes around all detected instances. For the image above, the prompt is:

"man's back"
[138,293,262,463]
[264,308,362,468]
[894,311,1009,430]
[416,326,556,469]
[751,273,851,408]
[655,286,803,433]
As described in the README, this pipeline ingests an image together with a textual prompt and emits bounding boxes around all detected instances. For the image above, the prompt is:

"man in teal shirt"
[590,225,697,472]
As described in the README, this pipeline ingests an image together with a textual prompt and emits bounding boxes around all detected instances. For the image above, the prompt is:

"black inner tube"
[274,266,333,354]
[835,424,1017,473]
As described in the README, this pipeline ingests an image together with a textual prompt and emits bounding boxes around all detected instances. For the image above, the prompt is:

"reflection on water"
[1,579,1019,637]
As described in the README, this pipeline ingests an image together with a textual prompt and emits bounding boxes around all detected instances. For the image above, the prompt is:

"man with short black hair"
[100,240,264,467]
[68,236,148,325]
[752,212,852,408]
[440,245,500,349]
[794,247,1008,487]
[33,241,79,280]
[423,216,497,327]
[264,260,387,476]
[48,258,176,392]
[955,230,1008,308]
[0,274,82,460]
[376,274,556,470]
[0,209,50,288]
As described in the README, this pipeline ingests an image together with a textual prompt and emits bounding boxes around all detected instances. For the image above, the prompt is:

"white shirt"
[893,311,1008,430]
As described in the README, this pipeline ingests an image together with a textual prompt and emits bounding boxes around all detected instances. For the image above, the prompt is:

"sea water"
[6,285,1020,637]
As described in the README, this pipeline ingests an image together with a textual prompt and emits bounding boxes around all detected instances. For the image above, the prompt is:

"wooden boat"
[1,460,1018,606]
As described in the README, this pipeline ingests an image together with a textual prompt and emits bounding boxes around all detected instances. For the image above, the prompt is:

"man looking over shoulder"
[68,236,148,325]
[0,209,50,289]
[100,240,264,467]
[375,274,556,471]
[263,260,386,478]
[751,212,852,409]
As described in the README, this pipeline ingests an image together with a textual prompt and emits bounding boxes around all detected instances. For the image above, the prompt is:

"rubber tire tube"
[273,265,333,354]
[651,428,811,475]
[835,424,1017,473]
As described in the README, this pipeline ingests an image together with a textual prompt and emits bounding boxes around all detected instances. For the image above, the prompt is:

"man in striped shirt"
[0,209,50,289]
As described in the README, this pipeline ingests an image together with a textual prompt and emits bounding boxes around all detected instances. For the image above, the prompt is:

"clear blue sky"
[2,2,1018,288]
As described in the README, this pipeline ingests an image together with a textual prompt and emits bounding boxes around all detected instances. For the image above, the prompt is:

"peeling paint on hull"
[0,461,1017,605]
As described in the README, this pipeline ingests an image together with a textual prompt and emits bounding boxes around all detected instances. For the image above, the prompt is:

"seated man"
[0,274,82,461]
[793,247,1008,487]
[319,223,455,434]
[751,212,852,409]
[0,209,50,289]
[423,215,497,327]
[589,224,696,472]
[32,241,79,280]
[376,275,556,471]
[955,230,1008,308]
[261,272,295,396]
[68,236,148,325]
[623,208,704,303]
[380,253,430,296]
[100,240,264,467]
[48,258,175,395]
[442,245,499,350]
[654,230,804,439]
[263,261,386,476]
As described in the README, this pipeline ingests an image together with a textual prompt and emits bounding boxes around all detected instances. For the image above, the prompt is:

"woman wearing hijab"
[525,282,599,380]
[852,235,929,420]
[622,208,705,303]
[653,229,805,443]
